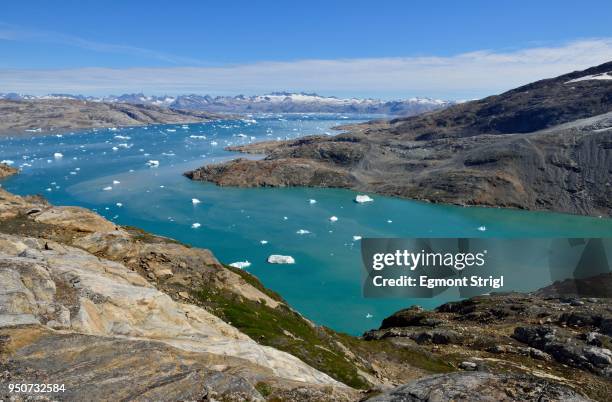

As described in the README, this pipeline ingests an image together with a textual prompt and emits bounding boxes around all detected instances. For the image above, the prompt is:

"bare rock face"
[366,372,592,401]
[0,233,340,386]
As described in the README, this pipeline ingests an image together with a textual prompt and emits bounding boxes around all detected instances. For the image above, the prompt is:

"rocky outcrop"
[366,372,591,401]
[363,288,612,401]
[0,163,18,179]
[0,188,365,401]
[0,99,230,134]
[187,63,612,217]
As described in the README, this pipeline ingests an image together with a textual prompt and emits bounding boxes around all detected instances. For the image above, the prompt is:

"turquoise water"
[1,114,611,335]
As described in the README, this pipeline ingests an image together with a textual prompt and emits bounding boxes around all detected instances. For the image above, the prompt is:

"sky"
[1,0,612,99]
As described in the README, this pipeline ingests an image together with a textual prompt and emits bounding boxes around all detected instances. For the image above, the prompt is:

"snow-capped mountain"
[0,92,453,116]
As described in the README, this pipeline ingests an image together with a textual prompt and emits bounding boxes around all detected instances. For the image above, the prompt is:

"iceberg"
[260,240,269,245]
[477,226,487,232]
[352,235,362,241]
[229,261,251,269]
[102,186,112,191]
[53,152,63,159]
[355,195,374,203]
[308,199,317,204]
[192,198,201,204]
[191,222,201,229]
[146,160,160,167]
[296,229,311,235]
[113,180,120,184]
[267,255,295,264]
[329,216,338,222]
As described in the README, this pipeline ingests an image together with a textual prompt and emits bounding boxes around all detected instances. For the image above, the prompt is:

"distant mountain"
[0,92,453,116]
[186,61,612,217]
[0,98,229,134]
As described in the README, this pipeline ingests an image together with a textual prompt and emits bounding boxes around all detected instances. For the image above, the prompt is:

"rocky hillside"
[365,279,612,401]
[186,62,612,217]
[358,60,612,140]
[0,99,230,135]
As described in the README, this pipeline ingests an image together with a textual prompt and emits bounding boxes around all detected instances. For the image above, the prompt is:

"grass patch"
[195,286,370,389]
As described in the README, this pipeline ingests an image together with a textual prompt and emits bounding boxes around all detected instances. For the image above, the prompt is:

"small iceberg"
[308,199,317,204]
[366,313,373,319]
[146,160,160,167]
[102,186,113,191]
[53,152,63,159]
[267,255,295,264]
[355,195,374,203]
[191,222,201,229]
[192,198,201,204]
[116,203,123,207]
[296,229,311,235]
[329,216,338,222]
[260,240,269,245]
[112,180,120,184]
[353,235,362,241]
[229,261,251,269]
[0,160,14,165]
[477,226,487,232]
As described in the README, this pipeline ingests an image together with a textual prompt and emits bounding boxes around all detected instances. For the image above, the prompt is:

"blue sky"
[1,0,612,98]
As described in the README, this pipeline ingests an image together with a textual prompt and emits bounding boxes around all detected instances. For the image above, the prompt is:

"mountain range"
[0,91,453,116]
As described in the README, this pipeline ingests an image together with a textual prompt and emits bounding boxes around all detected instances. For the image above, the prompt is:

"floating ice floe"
[146,160,160,167]
[353,235,363,241]
[191,222,201,229]
[112,147,119,151]
[329,216,338,222]
[366,313,373,319]
[308,199,317,204]
[477,226,487,232]
[114,135,131,140]
[166,129,176,132]
[102,186,113,191]
[0,160,14,165]
[113,180,120,184]
[53,152,63,159]
[267,255,295,264]
[260,240,268,245]
[116,203,123,207]
[229,261,251,269]
[189,135,206,139]
[236,133,248,138]
[387,219,393,223]
[192,198,201,204]
[296,229,311,235]
[355,195,374,203]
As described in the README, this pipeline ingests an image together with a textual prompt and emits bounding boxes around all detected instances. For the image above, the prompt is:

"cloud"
[1,38,611,99]
[0,23,203,65]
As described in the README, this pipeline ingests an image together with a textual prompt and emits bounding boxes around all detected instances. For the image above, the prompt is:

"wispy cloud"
[0,23,203,65]
[1,38,611,99]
